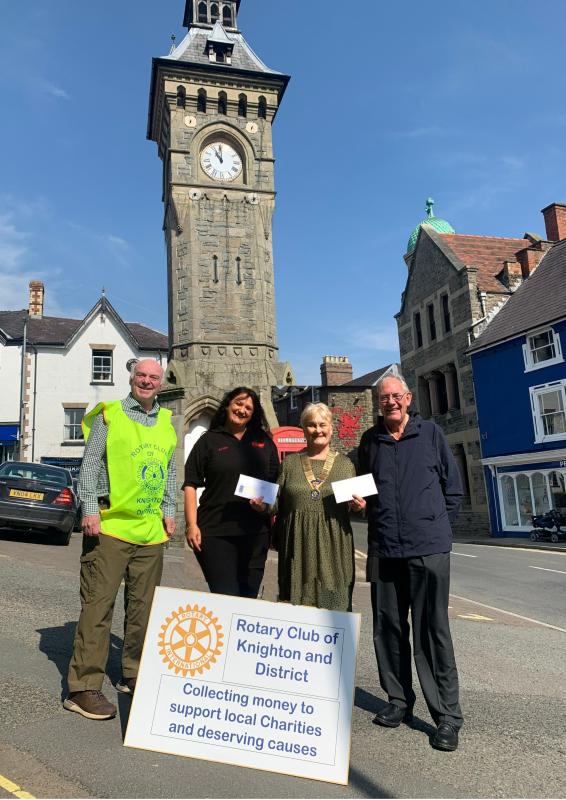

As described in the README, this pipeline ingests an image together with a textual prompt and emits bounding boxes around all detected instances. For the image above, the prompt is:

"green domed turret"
[406,198,455,254]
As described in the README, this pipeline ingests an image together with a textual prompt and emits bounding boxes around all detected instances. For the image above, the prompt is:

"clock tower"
[147,0,293,445]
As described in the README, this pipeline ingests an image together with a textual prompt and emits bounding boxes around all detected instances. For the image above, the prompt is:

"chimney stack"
[28,280,44,318]
[541,203,566,242]
[320,355,353,386]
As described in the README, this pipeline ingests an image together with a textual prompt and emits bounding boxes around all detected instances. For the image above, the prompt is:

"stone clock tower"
[147,0,293,454]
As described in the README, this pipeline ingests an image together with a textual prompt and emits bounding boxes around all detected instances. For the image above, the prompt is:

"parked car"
[0,461,79,545]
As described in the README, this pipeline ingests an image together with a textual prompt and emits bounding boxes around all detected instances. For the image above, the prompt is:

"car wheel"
[52,529,72,546]
[551,533,559,544]
[530,531,538,541]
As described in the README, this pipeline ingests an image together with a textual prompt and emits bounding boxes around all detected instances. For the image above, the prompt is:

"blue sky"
[1,1,566,383]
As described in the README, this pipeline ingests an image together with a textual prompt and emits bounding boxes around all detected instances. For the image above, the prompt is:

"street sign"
[124,587,360,785]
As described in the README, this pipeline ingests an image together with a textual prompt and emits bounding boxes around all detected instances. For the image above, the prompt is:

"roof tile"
[439,233,529,293]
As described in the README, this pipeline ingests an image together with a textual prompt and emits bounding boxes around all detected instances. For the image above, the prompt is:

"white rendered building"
[0,281,168,473]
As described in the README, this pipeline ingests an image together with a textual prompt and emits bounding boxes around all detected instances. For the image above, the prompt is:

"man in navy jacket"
[358,374,464,751]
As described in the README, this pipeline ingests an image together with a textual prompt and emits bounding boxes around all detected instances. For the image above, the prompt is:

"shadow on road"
[37,621,123,700]
[348,764,393,798]
[354,687,436,738]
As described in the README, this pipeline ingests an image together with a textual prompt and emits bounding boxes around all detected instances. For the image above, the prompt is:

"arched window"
[516,473,532,526]
[223,4,232,26]
[501,475,519,527]
[197,89,207,113]
[258,96,267,119]
[238,94,247,118]
[198,1,208,23]
[176,85,186,109]
[211,3,219,22]
[218,91,227,115]
[532,472,551,515]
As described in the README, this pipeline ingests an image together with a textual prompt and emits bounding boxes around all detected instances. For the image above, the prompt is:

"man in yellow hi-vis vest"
[64,359,177,720]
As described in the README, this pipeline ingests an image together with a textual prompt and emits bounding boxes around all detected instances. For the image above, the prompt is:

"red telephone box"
[270,426,306,462]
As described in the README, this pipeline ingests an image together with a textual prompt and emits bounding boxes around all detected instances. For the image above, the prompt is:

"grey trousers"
[370,552,463,728]
[67,533,164,692]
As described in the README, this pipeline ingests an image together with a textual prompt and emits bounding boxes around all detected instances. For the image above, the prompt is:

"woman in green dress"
[274,403,365,612]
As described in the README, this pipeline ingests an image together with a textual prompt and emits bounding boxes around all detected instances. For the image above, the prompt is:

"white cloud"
[394,126,448,140]
[0,199,67,314]
[348,326,400,353]
[35,78,70,100]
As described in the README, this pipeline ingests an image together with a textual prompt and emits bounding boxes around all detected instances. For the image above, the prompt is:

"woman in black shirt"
[183,387,279,598]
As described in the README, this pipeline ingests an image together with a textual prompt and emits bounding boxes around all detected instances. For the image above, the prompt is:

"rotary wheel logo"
[158,604,223,677]
[138,460,165,495]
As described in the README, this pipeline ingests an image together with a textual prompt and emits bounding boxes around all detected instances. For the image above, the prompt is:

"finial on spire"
[169,34,176,54]
[101,286,106,297]
[426,197,434,218]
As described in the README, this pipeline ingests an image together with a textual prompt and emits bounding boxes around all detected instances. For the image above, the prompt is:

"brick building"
[273,357,400,460]
[396,199,558,535]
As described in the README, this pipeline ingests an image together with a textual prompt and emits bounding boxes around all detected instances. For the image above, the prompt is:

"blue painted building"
[469,231,566,536]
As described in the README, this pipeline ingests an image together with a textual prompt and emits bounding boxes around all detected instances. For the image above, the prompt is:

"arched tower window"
[223,4,232,26]
[176,85,186,108]
[197,89,207,113]
[218,91,227,115]
[238,94,247,118]
[258,96,267,120]
[198,1,208,23]
[211,3,219,22]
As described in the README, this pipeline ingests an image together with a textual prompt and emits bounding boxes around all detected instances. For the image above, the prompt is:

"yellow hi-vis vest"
[83,401,177,545]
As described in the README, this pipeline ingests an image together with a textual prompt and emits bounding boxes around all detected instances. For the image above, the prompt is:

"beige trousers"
[67,533,164,693]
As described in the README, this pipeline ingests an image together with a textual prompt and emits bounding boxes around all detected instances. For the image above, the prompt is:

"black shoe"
[372,702,413,728]
[431,722,459,751]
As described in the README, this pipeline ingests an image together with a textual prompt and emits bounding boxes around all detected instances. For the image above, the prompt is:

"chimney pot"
[320,355,353,386]
[541,203,566,242]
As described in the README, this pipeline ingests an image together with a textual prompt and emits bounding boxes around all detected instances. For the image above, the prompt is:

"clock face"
[200,142,242,182]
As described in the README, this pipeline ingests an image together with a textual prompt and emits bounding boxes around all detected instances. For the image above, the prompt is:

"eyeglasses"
[379,392,409,404]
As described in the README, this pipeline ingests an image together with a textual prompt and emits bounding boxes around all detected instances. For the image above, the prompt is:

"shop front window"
[549,471,566,511]
[500,469,566,529]
[501,475,519,527]
[531,472,550,515]
[516,474,532,526]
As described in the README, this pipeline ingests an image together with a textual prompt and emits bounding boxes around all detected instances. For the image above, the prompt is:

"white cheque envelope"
[331,473,378,503]
[125,588,360,785]
[234,474,279,505]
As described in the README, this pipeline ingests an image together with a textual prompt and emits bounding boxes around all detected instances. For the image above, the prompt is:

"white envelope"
[331,473,378,503]
[234,474,279,505]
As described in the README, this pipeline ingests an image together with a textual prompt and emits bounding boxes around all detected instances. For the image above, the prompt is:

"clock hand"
[217,144,223,163]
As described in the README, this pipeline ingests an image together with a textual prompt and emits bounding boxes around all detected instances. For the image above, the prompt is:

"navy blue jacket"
[357,414,463,559]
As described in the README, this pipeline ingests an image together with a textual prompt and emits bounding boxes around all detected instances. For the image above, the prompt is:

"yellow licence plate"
[9,489,44,501]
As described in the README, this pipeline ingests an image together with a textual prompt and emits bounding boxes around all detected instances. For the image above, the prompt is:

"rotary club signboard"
[124,587,360,785]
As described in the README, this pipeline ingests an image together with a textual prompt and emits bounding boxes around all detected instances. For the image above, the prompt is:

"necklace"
[300,451,337,500]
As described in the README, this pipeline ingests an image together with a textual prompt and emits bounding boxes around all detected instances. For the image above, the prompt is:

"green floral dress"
[274,452,356,612]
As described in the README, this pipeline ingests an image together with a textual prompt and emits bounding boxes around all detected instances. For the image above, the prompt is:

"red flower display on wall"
[332,406,364,447]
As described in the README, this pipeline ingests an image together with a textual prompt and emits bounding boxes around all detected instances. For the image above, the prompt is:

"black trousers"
[195,533,269,598]
[370,552,463,728]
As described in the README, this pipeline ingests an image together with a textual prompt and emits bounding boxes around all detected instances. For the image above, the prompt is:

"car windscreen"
[0,465,68,487]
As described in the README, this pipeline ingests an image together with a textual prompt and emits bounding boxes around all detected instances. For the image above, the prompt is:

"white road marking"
[458,613,493,621]
[450,593,566,634]
[529,565,566,576]
[451,552,477,558]
[465,543,566,557]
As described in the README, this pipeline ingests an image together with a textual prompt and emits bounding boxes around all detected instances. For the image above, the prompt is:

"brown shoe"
[116,677,136,695]
[63,690,116,720]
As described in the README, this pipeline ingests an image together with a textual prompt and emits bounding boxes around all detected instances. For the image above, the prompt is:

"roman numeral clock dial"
[200,142,242,182]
